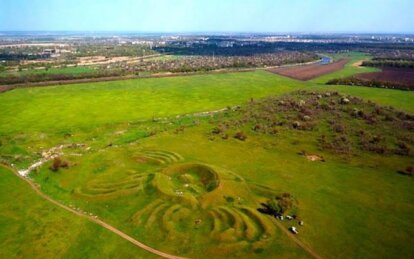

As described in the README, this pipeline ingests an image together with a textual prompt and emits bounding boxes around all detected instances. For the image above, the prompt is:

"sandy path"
[352,60,364,67]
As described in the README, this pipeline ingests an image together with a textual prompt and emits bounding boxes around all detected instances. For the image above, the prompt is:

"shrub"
[333,124,345,133]
[384,114,395,122]
[252,124,262,131]
[211,127,222,134]
[401,121,414,130]
[174,126,185,134]
[49,157,69,172]
[234,131,247,141]
[292,121,301,129]
[363,114,378,124]
[268,127,278,135]
[264,193,295,214]
[297,122,315,131]
[394,142,411,156]
[398,166,414,176]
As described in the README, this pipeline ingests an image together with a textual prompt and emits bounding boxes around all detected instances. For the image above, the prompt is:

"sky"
[0,0,413,33]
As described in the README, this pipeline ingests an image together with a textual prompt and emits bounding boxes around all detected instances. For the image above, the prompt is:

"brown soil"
[268,59,348,81]
[355,68,414,89]
[78,56,138,66]
[0,85,12,93]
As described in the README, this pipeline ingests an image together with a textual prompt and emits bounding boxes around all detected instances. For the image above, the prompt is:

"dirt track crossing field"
[268,59,348,81]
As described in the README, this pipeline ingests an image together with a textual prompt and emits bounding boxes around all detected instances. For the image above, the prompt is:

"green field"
[0,66,97,77]
[0,53,413,258]
[0,166,156,258]
[1,68,413,135]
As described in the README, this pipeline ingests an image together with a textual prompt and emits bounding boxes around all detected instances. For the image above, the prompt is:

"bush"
[394,142,411,156]
[234,131,247,141]
[398,166,414,176]
[211,127,222,134]
[327,77,413,91]
[333,124,345,133]
[265,193,295,214]
[49,157,68,172]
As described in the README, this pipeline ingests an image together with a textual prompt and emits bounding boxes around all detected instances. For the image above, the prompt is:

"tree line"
[327,77,413,91]
[362,60,414,69]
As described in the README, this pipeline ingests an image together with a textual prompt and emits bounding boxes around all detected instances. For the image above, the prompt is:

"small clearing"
[17,144,86,176]
[305,154,325,162]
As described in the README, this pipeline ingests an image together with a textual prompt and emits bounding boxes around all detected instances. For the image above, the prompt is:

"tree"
[265,193,294,214]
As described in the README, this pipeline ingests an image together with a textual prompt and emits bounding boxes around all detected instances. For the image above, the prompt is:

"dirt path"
[271,218,323,259]
[18,144,86,176]
[0,164,187,259]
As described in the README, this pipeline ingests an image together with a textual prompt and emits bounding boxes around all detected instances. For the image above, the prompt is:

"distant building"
[217,41,235,48]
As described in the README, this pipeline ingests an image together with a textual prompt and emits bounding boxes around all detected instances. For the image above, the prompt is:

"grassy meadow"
[0,53,413,258]
[0,166,156,258]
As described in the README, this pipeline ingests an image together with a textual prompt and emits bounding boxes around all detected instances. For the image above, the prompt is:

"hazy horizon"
[1,31,414,36]
[1,0,414,34]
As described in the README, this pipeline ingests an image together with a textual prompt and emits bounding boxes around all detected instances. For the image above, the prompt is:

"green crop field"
[0,53,413,258]
[0,66,97,77]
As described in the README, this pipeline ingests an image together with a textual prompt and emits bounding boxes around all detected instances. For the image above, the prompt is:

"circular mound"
[162,163,220,194]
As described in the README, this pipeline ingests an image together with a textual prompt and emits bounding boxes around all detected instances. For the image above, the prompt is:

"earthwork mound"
[74,149,281,254]
[136,149,183,165]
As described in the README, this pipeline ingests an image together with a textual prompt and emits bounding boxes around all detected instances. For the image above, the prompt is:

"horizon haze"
[1,0,414,33]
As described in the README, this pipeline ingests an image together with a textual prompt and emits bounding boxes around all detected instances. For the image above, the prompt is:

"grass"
[0,59,413,136]
[0,51,413,258]
[23,91,414,258]
[28,144,311,258]
[0,166,156,258]
[0,71,303,134]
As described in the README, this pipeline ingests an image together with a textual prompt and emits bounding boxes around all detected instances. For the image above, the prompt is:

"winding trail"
[0,164,187,259]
